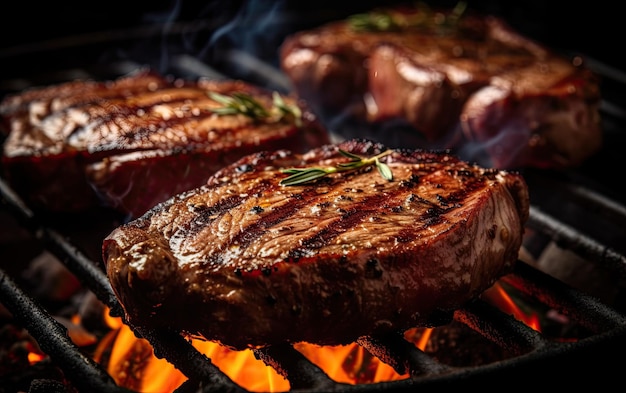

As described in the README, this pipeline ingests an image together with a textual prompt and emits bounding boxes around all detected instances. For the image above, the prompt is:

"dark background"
[0,1,623,76]
[1,0,622,200]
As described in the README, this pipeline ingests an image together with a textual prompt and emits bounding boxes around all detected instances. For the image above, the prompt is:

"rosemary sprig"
[348,11,401,32]
[272,92,302,127]
[208,91,302,126]
[280,149,394,186]
[348,1,467,33]
[209,91,269,118]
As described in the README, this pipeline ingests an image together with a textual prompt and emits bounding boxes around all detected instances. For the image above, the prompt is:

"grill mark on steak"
[219,184,331,258]
[63,92,222,151]
[103,138,530,349]
[1,70,330,215]
[293,192,394,253]
[232,161,490,265]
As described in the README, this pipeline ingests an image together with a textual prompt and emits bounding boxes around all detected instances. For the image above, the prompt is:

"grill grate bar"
[254,344,336,391]
[523,170,626,229]
[4,168,626,391]
[503,261,626,333]
[555,182,626,226]
[357,333,450,377]
[0,176,123,317]
[0,176,246,392]
[527,205,626,277]
[0,268,131,393]
[454,298,548,356]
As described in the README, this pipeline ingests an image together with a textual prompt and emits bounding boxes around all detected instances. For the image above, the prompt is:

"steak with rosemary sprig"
[0,68,329,217]
[279,3,602,170]
[103,138,529,350]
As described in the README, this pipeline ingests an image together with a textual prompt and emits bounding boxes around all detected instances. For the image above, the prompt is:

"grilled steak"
[103,138,530,350]
[279,4,602,170]
[0,69,330,217]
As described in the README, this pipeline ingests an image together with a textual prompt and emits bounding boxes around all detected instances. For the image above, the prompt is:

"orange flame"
[97,311,408,392]
[403,327,433,351]
[93,281,554,392]
[28,351,45,365]
[483,282,541,331]
[294,342,407,385]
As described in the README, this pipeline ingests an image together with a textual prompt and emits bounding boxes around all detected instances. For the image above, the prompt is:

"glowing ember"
[97,315,407,392]
[404,327,434,351]
[483,282,542,331]
[27,351,45,365]
[294,343,407,384]
[92,279,561,392]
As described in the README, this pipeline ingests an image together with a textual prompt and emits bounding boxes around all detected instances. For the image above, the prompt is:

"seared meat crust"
[0,69,329,216]
[103,138,529,350]
[280,5,602,169]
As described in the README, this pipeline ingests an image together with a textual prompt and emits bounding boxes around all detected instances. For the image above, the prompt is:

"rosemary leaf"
[338,149,364,161]
[279,168,331,186]
[208,91,303,126]
[272,92,303,127]
[376,161,393,181]
[280,149,394,186]
[347,1,467,33]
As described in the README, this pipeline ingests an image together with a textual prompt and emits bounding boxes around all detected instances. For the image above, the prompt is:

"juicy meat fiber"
[103,138,530,350]
[0,69,330,216]
[280,5,602,170]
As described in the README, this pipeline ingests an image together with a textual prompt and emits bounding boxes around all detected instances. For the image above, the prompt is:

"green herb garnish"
[348,11,402,32]
[208,91,302,126]
[348,1,467,33]
[271,92,302,127]
[280,149,394,186]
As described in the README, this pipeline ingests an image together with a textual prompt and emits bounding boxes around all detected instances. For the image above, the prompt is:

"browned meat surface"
[279,4,602,170]
[0,69,330,216]
[103,138,530,350]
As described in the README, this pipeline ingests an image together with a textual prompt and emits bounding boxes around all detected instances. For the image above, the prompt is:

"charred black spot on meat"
[436,194,449,207]
[318,201,332,208]
[391,205,403,213]
[487,224,497,239]
[365,259,383,279]
[284,250,305,262]
[236,164,254,173]
[337,194,353,202]
[422,207,446,226]
[400,174,420,188]
[455,169,476,178]
[250,205,264,214]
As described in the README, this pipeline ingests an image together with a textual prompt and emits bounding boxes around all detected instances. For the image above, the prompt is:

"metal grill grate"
[2,3,626,391]
[2,170,626,391]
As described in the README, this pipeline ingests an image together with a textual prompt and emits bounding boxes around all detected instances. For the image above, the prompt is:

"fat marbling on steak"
[0,69,329,217]
[280,3,602,170]
[103,138,530,350]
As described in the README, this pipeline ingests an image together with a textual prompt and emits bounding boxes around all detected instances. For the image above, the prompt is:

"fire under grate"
[2,4,626,392]
[2,151,626,392]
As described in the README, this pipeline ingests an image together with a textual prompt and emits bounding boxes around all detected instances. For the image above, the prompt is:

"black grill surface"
[1,1,626,392]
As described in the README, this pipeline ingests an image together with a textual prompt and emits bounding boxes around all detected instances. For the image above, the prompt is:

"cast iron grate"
[2,168,626,392]
[2,6,626,391]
